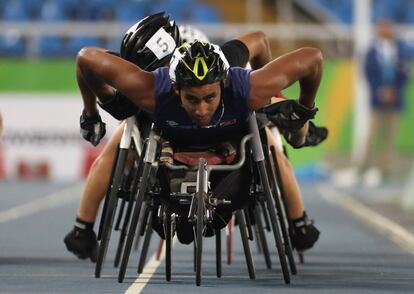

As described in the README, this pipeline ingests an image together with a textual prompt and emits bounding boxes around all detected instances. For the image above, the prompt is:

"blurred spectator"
[360,19,410,185]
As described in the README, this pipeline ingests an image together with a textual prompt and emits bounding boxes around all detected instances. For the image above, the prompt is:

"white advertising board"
[0,93,120,181]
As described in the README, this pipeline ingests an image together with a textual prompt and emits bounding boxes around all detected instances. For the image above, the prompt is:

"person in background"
[361,19,410,186]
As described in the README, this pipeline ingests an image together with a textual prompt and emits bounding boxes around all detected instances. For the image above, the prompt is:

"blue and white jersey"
[152,67,251,150]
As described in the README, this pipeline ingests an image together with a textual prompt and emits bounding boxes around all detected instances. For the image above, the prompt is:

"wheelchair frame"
[95,112,298,286]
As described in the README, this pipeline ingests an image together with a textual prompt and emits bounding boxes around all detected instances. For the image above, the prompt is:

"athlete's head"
[178,25,209,44]
[169,40,230,126]
[120,12,180,71]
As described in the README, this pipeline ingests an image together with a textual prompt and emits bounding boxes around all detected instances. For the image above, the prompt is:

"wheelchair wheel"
[226,216,233,265]
[253,205,272,269]
[118,162,152,283]
[236,210,256,279]
[95,147,129,278]
[137,209,153,274]
[165,207,172,282]
[114,152,144,268]
[256,160,290,284]
[97,146,120,241]
[195,158,207,286]
[215,228,222,278]
[195,195,204,286]
[267,146,297,275]
[113,196,135,268]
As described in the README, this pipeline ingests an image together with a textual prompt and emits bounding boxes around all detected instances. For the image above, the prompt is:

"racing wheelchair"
[94,112,298,286]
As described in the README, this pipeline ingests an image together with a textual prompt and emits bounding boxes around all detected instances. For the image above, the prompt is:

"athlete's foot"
[291,212,320,251]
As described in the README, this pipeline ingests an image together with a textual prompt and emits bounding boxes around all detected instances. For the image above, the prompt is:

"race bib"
[145,27,177,60]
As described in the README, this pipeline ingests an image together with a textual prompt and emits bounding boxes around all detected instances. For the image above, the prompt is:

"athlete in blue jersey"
[75,40,322,242]
[65,13,322,260]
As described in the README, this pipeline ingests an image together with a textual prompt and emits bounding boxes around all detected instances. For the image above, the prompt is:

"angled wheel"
[256,160,290,284]
[215,228,222,278]
[253,205,272,269]
[114,153,145,268]
[165,207,172,281]
[118,162,152,283]
[226,216,233,265]
[267,146,297,275]
[97,146,120,241]
[137,210,153,274]
[195,158,207,286]
[95,147,129,278]
[236,210,256,279]
[195,193,204,286]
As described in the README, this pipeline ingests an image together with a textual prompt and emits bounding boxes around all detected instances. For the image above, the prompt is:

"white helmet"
[178,25,209,44]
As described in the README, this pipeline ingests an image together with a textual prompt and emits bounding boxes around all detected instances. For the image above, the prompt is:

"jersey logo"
[166,120,179,126]
[219,119,237,127]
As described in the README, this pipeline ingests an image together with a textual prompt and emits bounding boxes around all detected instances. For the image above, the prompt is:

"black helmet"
[169,40,229,88]
[120,12,180,71]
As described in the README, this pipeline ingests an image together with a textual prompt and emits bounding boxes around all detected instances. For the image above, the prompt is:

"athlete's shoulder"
[153,67,173,96]
[226,67,251,102]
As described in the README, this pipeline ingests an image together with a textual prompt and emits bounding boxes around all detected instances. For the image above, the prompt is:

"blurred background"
[0,0,413,197]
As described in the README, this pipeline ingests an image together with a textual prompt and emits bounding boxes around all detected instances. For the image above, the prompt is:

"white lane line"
[0,183,83,224]
[317,183,414,255]
[125,237,177,294]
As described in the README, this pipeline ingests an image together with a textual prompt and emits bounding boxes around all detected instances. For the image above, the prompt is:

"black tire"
[137,210,153,274]
[114,196,135,268]
[257,161,290,284]
[114,153,144,268]
[165,207,172,282]
[195,192,204,286]
[266,147,297,275]
[118,162,152,283]
[236,210,256,279]
[243,209,254,241]
[253,205,272,269]
[97,146,120,240]
[215,229,222,278]
[195,158,207,286]
[114,199,126,231]
[95,148,128,278]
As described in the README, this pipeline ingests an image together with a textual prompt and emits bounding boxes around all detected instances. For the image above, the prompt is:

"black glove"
[303,121,328,147]
[80,110,106,146]
[262,100,318,133]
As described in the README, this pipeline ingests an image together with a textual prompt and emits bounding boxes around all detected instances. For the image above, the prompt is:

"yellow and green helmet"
[169,40,230,87]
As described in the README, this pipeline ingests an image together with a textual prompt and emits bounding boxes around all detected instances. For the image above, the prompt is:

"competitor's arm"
[236,31,272,69]
[249,47,323,110]
[76,47,156,114]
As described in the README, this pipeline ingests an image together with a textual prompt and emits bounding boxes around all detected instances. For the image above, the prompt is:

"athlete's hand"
[262,100,318,132]
[80,110,106,146]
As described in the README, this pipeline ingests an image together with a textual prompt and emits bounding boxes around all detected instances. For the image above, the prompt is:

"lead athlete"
[64,12,322,261]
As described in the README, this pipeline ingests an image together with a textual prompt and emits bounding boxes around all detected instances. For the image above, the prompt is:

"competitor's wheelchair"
[94,112,298,286]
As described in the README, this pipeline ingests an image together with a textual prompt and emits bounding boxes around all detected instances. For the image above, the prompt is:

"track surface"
[0,181,413,294]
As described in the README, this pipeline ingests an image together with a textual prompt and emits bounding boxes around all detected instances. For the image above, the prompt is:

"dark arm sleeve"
[220,39,250,67]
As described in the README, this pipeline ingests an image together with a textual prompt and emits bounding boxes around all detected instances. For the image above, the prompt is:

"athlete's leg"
[64,123,124,261]
[77,122,125,222]
[266,127,304,219]
[266,127,320,251]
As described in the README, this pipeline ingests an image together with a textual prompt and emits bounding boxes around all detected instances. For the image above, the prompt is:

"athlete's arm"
[248,47,323,110]
[76,47,156,114]
[236,31,272,69]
